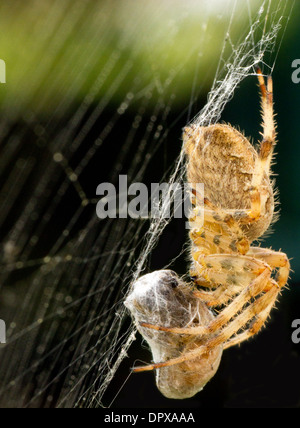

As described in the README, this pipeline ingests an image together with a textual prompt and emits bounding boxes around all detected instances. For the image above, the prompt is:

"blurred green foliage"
[0,0,266,115]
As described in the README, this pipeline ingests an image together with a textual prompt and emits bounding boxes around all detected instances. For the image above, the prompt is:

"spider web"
[0,0,294,408]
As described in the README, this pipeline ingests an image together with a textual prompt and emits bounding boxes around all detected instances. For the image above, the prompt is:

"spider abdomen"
[184,123,275,241]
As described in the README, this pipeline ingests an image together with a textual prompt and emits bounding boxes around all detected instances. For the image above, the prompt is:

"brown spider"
[125,69,290,399]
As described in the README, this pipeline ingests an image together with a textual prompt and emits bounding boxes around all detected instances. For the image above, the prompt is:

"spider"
[125,68,290,399]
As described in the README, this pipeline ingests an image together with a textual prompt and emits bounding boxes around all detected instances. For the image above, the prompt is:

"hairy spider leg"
[257,67,276,172]
[243,68,276,222]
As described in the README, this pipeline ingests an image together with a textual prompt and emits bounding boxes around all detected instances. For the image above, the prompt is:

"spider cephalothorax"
[125,69,290,399]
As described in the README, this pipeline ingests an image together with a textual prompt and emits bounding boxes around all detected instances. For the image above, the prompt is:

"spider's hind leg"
[241,69,277,223]
[257,67,276,168]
